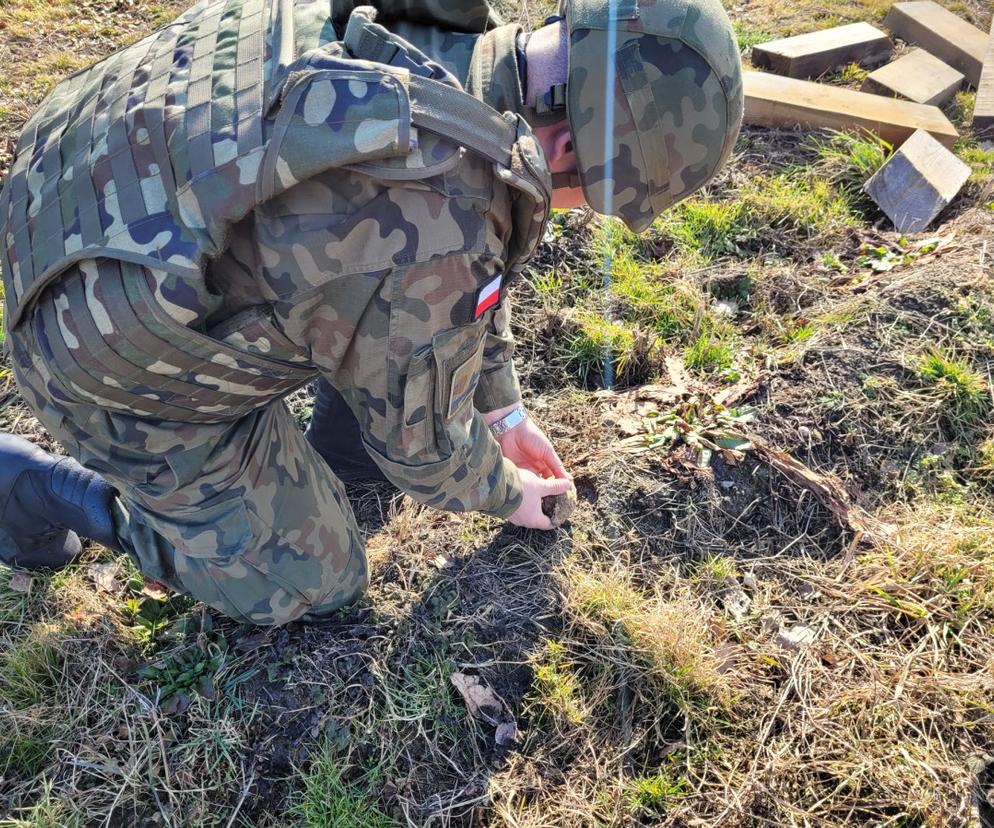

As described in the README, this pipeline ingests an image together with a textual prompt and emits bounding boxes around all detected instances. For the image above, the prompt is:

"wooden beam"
[884,1,987,87]
[752,23,893,79]
[743,71,960,148]
[974,16,994,133]
[864,129,970,233]
[861,48,964,106]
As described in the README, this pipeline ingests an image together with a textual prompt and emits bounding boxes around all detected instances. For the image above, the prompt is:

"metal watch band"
[489,405,527,437]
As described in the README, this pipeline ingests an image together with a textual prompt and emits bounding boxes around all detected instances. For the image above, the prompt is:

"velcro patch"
[474,273,503,320]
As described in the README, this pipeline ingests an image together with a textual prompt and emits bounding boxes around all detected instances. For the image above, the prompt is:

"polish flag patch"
[474,273,503,319]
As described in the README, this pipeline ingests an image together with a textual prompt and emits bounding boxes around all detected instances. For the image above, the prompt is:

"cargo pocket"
[436,326,485,423]
[206,305,311,367]
[400,345,436,458]
[395,323,485,461]
[136,494,254,560]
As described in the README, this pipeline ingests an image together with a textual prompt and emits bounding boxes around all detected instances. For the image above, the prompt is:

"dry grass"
[3,0,994,825]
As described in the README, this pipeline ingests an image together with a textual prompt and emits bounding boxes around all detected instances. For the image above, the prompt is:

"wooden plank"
[743,71,960,148]
[974,16,994,133]
[884,1,987,87]
[861,48,964,106]
[751,23,893,79]
[864,129,970,232]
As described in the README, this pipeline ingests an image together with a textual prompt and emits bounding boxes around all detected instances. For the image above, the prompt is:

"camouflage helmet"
[532,0,744,233]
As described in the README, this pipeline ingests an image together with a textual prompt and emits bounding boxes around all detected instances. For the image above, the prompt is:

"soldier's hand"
[495,413,570,481]
[507,469,573,531]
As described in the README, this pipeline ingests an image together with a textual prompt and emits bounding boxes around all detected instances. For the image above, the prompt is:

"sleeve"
[313,254,523,519]
[249,167,523,518]
[473,297,523,413]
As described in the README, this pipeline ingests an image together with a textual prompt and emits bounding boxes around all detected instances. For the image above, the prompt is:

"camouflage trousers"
[9,262,368,627]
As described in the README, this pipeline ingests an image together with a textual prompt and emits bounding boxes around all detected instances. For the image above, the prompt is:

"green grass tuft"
[625,771,689,814]
[684,334,736,377]
[569,312,650,384]
[529,640,587,726]
[291,751,397,828]
[810,131,891,208]
[656,173,856,262]
[732,21,772,53]
[0,623,64,709]
[917,350,991,428]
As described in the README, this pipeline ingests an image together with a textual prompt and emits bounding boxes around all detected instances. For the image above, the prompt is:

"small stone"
[719,575,751,621]
[495,721,518,747]
[742,571,757,589]
[8,572,33,594]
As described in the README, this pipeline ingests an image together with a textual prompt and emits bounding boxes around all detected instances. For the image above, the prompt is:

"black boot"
[0,433,120,570]
[305,378,389,483]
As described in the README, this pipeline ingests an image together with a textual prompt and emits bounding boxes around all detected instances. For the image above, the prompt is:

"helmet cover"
[561,0,744,232]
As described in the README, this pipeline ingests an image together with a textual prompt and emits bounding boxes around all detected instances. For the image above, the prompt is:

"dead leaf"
[777,624,817,651]
[89,562,123,594]
[713,642,740,675]
[8,572,33,594]
[713,373,767,409]
[450,672,510,727]
[746,432,893,544]
[142,580,170,600]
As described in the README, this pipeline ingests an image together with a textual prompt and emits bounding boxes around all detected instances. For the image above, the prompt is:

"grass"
[655,172,857,262]
[732,21,771,53]
[625,772,689,815]
[567,566,727,708]
[917,350,991,430]
[809,130,892,207]
[528,640,588,726]
[290,752,396,828]
[4,0,994,825]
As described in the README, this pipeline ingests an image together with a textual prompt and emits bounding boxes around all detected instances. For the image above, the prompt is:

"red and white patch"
[474,274,503,319]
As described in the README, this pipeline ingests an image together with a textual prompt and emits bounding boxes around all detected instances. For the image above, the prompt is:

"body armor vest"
[1,0,550,330]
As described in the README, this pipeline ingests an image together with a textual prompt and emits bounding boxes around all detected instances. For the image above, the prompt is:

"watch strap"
[489,404,527,436]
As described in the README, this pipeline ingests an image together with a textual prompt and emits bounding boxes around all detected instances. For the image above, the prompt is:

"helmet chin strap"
[519,20,570,130]
[551,171,582,189]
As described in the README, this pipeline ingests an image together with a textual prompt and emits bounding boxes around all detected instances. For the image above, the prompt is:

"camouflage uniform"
[1,0,742,625]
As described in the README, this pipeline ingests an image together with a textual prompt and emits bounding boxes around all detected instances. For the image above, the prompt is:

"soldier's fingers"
[544,446,569,479]
[538,476,572,498]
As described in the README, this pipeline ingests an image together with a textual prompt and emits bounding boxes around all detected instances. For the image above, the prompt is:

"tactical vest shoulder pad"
[0,0,443,329]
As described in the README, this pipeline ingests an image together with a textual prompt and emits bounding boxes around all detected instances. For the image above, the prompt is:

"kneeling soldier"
[0,0,743,624]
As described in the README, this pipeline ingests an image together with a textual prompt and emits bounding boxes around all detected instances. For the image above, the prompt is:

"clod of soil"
[542,482,578,527]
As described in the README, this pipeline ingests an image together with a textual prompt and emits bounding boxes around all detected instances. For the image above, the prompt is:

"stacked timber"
[742,1,992,231]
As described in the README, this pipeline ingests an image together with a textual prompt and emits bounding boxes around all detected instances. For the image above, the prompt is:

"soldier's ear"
[547,123,575,170]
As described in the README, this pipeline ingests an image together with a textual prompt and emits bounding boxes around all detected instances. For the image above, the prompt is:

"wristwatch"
[488,404,527,437]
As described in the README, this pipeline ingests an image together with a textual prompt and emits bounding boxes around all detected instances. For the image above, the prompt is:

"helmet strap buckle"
[535,83,567,115]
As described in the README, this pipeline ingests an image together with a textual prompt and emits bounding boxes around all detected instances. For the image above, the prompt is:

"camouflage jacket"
[0,1,551,518]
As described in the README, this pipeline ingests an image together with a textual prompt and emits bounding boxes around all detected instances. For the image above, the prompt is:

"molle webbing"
[1,0,273,329]
[0,0,535,334]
